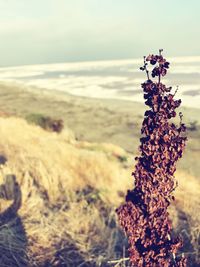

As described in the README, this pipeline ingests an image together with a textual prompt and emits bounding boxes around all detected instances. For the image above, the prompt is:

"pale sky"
[0,0,199,66]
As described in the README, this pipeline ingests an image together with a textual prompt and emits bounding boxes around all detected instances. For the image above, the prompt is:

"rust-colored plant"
[117,50,187,266]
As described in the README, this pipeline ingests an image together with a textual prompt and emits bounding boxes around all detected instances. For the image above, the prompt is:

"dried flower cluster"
[117,50,187,266]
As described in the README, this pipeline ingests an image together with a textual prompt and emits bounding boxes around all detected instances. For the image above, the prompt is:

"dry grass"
[170,172,200,266]
[0,117,131,266]
[0,116,198,266]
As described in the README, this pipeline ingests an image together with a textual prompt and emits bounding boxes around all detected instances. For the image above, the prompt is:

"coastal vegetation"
[117,51,187,266]
[25,113,64,133]
[0,79,198,266]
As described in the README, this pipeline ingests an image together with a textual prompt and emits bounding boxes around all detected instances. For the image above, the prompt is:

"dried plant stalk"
[117,50,187,267]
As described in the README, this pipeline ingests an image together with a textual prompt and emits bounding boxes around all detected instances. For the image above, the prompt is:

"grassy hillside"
[0,82,199,179]
[0,116,199,266]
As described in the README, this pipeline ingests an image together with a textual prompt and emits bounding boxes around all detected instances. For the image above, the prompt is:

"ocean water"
[0,57,199,109]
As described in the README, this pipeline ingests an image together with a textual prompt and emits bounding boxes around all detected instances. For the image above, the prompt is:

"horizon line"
[1,55,200,70]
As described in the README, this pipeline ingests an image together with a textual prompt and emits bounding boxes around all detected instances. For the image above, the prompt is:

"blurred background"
[0,1,199,266]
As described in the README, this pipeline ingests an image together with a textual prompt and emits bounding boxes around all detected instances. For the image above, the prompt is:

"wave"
[0,57,199,109]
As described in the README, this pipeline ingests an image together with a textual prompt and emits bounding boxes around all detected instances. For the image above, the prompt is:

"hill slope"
[0,117,198,266]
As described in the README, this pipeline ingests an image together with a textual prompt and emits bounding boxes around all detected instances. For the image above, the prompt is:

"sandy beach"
[0,57,200,109]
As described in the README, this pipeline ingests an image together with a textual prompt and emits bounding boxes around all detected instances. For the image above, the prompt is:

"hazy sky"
[0,0,200,66]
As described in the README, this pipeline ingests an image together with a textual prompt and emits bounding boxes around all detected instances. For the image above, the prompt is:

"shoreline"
[2,78,200,110]
[0,55,200,110]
